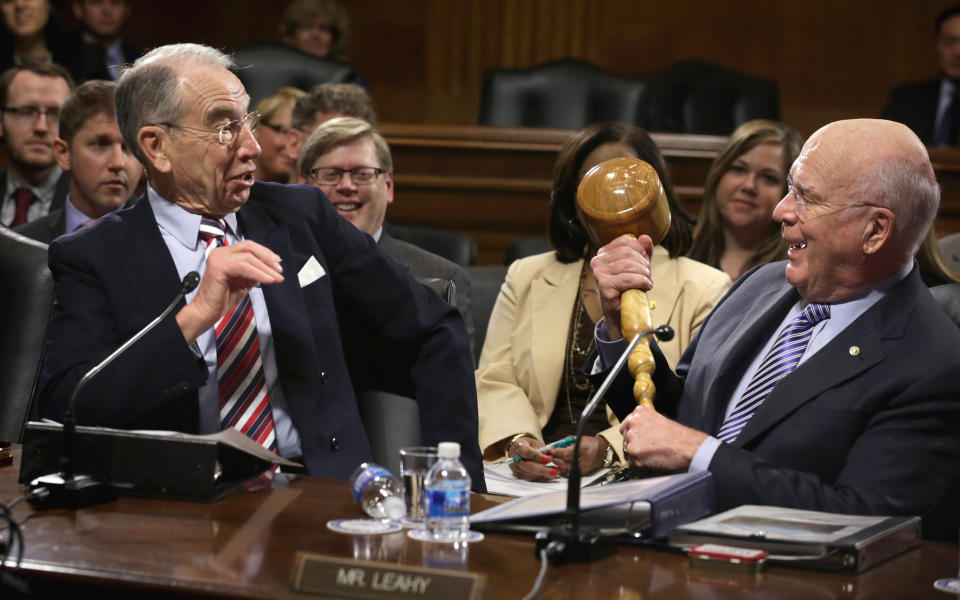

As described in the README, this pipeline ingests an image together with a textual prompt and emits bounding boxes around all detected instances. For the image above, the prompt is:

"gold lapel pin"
[848,346,861,356]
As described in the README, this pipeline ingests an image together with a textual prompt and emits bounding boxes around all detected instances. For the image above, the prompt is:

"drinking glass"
[398,446,438,523]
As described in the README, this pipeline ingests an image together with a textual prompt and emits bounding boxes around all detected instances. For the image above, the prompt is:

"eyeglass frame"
[306,166,386,186]
[260,121,290,136]
[150,110,260,145]
[785,173,882,219]
[1,105,61,124]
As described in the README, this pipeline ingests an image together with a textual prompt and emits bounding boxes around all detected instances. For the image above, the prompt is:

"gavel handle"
[621,289,656,408]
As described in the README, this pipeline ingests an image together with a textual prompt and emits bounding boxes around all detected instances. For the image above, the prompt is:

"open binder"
[19,421,301,501]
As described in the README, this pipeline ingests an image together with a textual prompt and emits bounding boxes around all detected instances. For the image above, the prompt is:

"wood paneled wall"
[121,0,959,137]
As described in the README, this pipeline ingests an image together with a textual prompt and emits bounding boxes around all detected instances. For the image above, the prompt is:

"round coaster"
[326,519,403,535]
[407,529,485,543]
[933,578,960,594]
[400,517,426,529]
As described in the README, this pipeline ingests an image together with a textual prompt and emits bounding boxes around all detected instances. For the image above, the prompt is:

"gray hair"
[116,43,236,164]
[857,155,940,257]
[298,116,392,175]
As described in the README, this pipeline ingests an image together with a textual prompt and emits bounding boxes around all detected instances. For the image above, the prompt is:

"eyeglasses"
[786,174,880,219]
[307,166,385,186]
[2,106,60,124]
[153,111,260,145]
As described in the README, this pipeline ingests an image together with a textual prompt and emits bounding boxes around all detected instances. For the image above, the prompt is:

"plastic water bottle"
[423,441,471,540]
[350,462,405,521]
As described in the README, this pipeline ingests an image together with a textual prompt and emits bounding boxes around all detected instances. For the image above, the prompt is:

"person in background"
[602,119,960,541]
[0,0,71,72]
[297,116,476,353]
[475,122,730,481]
[883,4,960,146]
[279,0,350,61]
[15,79,141,242]
[253,86,304,184]
[687,119,802,282]
[0,61,73,227]
[287,82,374,178]
[67,0,141,82]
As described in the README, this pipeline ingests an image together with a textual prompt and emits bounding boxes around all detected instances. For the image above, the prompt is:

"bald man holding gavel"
[592,119,960,540]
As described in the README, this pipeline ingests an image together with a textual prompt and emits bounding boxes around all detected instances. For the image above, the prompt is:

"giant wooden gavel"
[576,157,671,408]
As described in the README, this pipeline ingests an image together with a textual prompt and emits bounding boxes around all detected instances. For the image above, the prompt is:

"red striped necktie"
[199,216,277,453]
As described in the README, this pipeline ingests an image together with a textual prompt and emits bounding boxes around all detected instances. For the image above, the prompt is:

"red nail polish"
[540,456,550,464]
[550,468,559,478]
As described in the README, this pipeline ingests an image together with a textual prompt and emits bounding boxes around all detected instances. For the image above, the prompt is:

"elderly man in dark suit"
[593,119,960,539]
[296,116,475,353]
[36,43,485,490]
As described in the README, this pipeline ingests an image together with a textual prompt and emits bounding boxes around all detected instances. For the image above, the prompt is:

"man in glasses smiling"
[36,44,485,490]
[298,116,475,354]
[0,62,73,227]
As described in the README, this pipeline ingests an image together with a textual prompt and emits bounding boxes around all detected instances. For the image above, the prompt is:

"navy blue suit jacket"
[608,262,960,539]
[38,182,485,489]
[882,79,940,144]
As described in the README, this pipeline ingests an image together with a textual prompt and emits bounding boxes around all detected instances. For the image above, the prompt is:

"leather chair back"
[479,58,779,135]
[466,265,508,364]
[0,227,52,442]
[479,59,649,129]
[504,237,552,266]
[387,223,477,267]
[356,390,421,471]
[231,43,357,106]
[643,60,780,135]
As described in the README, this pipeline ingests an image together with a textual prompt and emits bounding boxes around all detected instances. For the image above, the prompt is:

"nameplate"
[291,553,483,599]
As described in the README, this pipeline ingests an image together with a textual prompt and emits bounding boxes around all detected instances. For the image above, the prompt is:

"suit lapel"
[732,272,919,447]
[530,259,580,407]
[123,196,186,320]
[700,282,798,433]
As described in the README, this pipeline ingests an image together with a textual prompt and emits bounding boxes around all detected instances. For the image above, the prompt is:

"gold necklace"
[562,263,597,423]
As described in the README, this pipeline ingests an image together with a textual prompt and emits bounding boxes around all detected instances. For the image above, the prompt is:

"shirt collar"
[6,167,62,201]
[147,184,240,249]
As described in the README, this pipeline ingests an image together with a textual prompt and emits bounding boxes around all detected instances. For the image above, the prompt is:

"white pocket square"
[298,256,326,287]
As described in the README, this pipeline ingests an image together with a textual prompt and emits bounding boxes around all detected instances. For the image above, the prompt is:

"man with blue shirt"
[36,43,485,490]
[591,119,960,539]
[16,79,142,243]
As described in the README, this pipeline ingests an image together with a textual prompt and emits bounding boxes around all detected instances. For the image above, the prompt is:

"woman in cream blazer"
[476,123,730,479]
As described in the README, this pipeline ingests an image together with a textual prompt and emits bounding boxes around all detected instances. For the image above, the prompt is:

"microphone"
[535,324,674,564]
[30,271,201,509]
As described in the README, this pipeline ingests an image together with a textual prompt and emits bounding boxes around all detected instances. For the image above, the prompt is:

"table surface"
[1,447,955,600]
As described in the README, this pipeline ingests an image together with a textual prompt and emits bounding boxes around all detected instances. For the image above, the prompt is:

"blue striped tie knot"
[716,303,830,444]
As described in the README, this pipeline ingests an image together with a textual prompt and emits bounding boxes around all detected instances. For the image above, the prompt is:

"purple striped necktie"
[199,216,277,453]
[716,303,830,444]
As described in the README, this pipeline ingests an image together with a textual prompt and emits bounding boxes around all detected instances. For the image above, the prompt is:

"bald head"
[799,119,938,257]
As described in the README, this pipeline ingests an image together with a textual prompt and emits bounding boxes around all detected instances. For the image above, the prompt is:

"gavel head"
[575,157,671,248]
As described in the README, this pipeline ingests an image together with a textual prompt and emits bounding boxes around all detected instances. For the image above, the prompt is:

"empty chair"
[643,60,780,135]
[232,43,357,106]
[0,227,53,442]
[478,59,649,129]
[386,223,477,267]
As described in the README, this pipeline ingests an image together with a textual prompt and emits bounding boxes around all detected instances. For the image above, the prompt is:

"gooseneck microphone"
[30,272,201,509]
[535,324,674,564]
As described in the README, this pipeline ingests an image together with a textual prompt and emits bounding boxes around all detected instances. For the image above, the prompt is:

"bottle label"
[425,489,470,518]
[352,465,392,502]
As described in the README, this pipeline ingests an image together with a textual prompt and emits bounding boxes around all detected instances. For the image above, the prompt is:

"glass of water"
[399,446,438,524]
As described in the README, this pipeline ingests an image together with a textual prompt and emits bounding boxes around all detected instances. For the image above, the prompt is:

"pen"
[509,435,577,463]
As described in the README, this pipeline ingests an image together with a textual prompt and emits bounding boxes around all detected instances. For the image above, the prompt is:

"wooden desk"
[1,447,955,599]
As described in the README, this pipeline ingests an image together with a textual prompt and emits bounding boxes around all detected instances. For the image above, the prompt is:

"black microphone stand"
[30,272,201,509]
[535,324,674,564]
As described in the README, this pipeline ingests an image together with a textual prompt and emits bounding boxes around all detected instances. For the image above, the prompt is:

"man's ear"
[71,0,83,22]
[862,207,894,255]
[138,126,171,173]
[53,137,71,172]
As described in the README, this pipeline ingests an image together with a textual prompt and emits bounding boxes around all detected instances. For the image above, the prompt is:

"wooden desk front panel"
[1,447,956,600]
